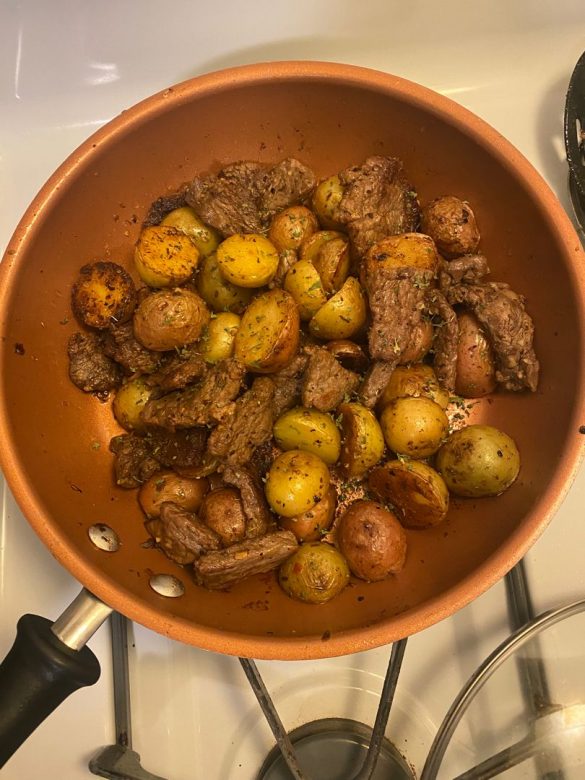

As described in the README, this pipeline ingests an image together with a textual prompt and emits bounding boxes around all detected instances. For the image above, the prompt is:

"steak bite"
[438,254,490,294]
[271,351,309,418]
[143,187,189,227]
[102,321,161,376]
[146,501,221,565]
[424,288,459,392]
[222,465,273,539]
[359,360,398,408]
[145,428,207,470]
[256,158,316,220]
[146,347,207,391]
[302,346,359,411]
[109,433,160,488]
[68,331,122,395]
[334,156,419,257]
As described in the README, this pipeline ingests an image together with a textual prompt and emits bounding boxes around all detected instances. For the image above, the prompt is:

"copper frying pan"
[1,62,584,763]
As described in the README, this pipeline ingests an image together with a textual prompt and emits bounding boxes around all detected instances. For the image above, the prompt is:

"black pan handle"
[0,589,113,768]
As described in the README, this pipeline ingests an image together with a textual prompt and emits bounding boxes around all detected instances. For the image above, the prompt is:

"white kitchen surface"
[1,2,585,778]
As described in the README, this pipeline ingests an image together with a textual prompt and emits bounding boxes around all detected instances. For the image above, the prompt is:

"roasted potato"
[399,319,434,364]
[283,259,327,321]
[138,471,209,518]
[279,542,349,603]
[196,252,253,314]
[364,233,439,277]
[325,340,368,373]
[379,364,449,410]
[133,288,210,351]
[268,206,319,252]
[273,407,341,465]
[234,289,300,373]
[379,397,449,459]
[199,487,247,546]
[201,312,240,364]
[312,237,351,293]
[278,486,337,542]
[265,449,330,518]
[216,233,279,287]
[421,196,480,258]
[455,311,496,398]
[112,377,157,431]
[311,175,345,229]
[436,424,520,497]
[299,230,344,264]
[160,206,220,258]
[134,225,200,288]
[309,276,366,340]
[71,262,137,329]
[368,460,449,528]
[337,500,407,581]
[338,402,385,478]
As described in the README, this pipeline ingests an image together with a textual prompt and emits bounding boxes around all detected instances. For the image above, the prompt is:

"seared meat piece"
[425,289,459,391]
[141,358,245,430]
[207,377,276,466]
[222,466,273,539]
[334,156,419,257]
[447,282,539,391]
[102,322,161,375]
[68,332,121,395]
[364,266,432,362]
[145,428,207,469]
[257,158,316,220]
[359,360,397,408]
[438,254,490,294]
[146,347,207,391]
[146,501,221,565]
[271,352,309,418]
[109,433,160,488]
[194,530,298,590]
[247,440,277,481]
[143,187,189,227]
[302,346,359,411]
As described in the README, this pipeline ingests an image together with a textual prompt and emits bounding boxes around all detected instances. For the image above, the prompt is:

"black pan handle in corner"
[0,589,113,768]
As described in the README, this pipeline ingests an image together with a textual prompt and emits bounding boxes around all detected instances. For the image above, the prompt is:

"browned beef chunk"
[141,358,245,430]
[145,428,207,469]
[109,433,160,488]
[364,266,432,362]
[256,158,316,220]
[447,282,539,391]
[271,352,309,418]
[438,254,490,294]
[68,332,122,395]
[247,440,277,481]
[359,360,397,408]
[334,156,419,257]
[193,530,298,590]
[102,322,161,375]
[302,346,359,411]
[143,187,189,227]
[207,377,275,465]
[425,289,459,391]
[146,347,207,391]
[146,501,221,565]
[222,466,273,539]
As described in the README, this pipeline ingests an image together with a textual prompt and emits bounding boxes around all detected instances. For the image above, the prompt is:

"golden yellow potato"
[134,225,200,288]
[368,460,449,528]
[265,449,330,518]
[160,206,220,258]
[312,237,350,293]
[311,175,345,229]
[278,486,337,542]
[283,259,327,321]
[138,471,209,518]
[279,542,349,603]
[436,425,520,497]
[234,289,300,373]
[455,311,496,398]
[268,206,319,252]
[273,407,341,465]
[196,252,253,314]
[71,262,137,329]
[299,230,344,264]
[112,377,156,431]
[216,233,279,288]
[201,312,240,364]
[379,397,449,459]
[365,233,439,276]
[133,288,210,351]
[399,320,434,364]
[379,364,449,410]
[339,402,385,478]
[421,196,480,258]
[309,276,366,340]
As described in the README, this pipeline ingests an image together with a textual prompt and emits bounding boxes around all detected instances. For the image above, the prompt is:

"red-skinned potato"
[138,471,209,518]
[455,311,496,398]
[278,486,337,542]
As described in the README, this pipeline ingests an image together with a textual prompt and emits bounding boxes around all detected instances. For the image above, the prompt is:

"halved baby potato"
[379,364,450,411]
[299,230,344,264]
[268,206,319,252]
[216,233,279,287]
[284,259,327,321]
[311,175,345,230]
[197,252,253,314]
[160,206,220,259]
[312,237,350,293]
[364,233,440,277]
[368,459,449,529]
[273,407,341,465]
[134,225,200,288]
[201,312,240,364]
[338,402,385,479]
[278,486,337,542]
[234,288,300,373]
[71,261,137,329]
[309,276,366,340]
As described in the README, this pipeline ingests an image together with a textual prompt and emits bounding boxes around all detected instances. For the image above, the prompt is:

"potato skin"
[268,206,319,252]
[273,407,341,465]
[201,312,240,364]
[311,175,345,230]
[379,397,449,459]
[284,259,327,321]
[339,402,385,478]
[234,289,300,373]
[199,487,247,545]
[368,460,449,529]
[216,233,279,287]
[309,276,366,340]
[312,237,350,293]
[133,288,210,351]
[421,196,480,258]
[71,262,137,329]
[160,206,220,258]
[455,311,496,398]
[379,364,449,411]
[265,449,330,518]
[134,225,200,288]
[138,471,209,518]
[279,542,350,604]
[436,424,520,497]
[299,230,344,264]
[278,486,337,542]
[325,340,368,373]
[364,233,440,277]
[196,252,253,314]
[112,377,156,431]
[337,500,407,582]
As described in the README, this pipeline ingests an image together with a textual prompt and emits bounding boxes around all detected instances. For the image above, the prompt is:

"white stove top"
[2,3,585,778]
